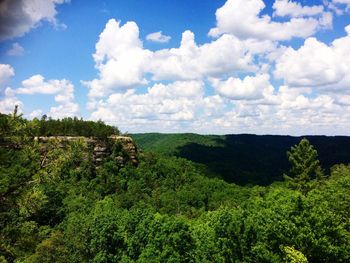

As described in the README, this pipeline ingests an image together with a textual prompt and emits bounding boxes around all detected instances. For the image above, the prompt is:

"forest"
[1,110,350,262]
[132,133,350,185]
[0,108,119,140]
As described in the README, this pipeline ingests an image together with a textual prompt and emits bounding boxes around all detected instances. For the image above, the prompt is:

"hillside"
[131,133,223,154]
[132,133,350,185]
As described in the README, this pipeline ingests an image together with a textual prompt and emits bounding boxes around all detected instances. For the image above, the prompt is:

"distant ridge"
[132,133,350,185]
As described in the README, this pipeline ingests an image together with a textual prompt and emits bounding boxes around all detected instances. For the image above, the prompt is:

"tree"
[284,138,323,194]
[281,246,308,263]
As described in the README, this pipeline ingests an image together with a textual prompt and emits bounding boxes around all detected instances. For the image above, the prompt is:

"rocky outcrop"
[109,136,138,166]
[34,135,138,167]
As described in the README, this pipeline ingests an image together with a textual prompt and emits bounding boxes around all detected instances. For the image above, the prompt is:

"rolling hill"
[132,133,350,185]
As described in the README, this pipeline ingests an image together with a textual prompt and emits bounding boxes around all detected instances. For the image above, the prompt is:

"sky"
[1,0,350,135]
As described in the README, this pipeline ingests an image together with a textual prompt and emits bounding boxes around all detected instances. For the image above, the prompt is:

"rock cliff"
[34,135,138,167]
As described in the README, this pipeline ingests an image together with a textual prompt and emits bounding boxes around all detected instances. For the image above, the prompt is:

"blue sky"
[1,0,350,135]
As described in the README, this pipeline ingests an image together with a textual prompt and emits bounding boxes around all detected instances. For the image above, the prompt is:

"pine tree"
[284,138,324,194]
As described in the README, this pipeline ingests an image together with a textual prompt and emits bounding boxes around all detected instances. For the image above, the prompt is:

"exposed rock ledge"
[34,135,138,167]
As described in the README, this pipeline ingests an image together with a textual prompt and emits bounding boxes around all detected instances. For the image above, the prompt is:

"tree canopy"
[0,110,119,140]
[1,113,350,262]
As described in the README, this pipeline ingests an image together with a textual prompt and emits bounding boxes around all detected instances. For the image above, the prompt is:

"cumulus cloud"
[16,74,79,118]
[148,31,267,81]
[272,0,333,29]
[48,102,79,119]
[87,71,341,134]
[274,25,350,89]
[17,74,76,104]
[146,31,171,43]
[84,19,276,98]
[0,65,23,114]
[0,64,14,88]
[0,71,79,118]
[83,19,152,97]
[273,0,325,18]
[0,87,23,114]
[6,42,25,56]
[0,0,69,41]
[88,80,225,132]
[208,0,330,40]
[209,85,350,135]
[89,78,350,135]
[147,80,203,98]
[210,74,274,100]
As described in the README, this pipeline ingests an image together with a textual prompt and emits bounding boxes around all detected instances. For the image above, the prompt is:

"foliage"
[284,138,324,194]
[0,111,119,140]
[132,133,223,155]
[132,133,350,185]
[281,246,308,263]
[36,115,119,138]
[1,114,350,262]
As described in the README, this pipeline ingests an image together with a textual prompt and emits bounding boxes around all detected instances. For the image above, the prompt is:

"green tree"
[284,138,323,194]
[25,231,69,263]
[281,246,308,263]
[138,213,195,263]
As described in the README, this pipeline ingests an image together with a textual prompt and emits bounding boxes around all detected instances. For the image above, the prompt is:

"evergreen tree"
[284,138,323,194]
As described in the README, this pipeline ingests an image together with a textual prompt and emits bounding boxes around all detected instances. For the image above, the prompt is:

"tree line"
[1,109,119,142]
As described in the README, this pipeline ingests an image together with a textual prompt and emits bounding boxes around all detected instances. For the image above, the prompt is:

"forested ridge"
[1,111,350,262]
[132,133,350,185]
[0,108,119,141]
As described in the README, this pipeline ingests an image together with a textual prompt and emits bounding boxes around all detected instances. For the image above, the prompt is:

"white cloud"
[48,102,79,119]
[7,42,24,56]
[208,0,329,40]
[148,31,265,81]
[0,64,14,88]
[332,0,350,10]
[16,74,79,118]
[272,0,333,29]
[274,25,350,89]
[86,76,350,135]
[29,109,43,119]
[319,12,333,28]
[273,0,324,18]
[0,88,23,114]
[0,0,69,41]
[146,31,171,43]
[84,19,274,98]
[88,80,225,132]
[210,74,274,100]
[0,65,22,114]
[18,75,63,94]
[209,85,350,135]
[0,71,79,118]
[148,80,203,98]
[83,19,152,97]
[86,65,350,135]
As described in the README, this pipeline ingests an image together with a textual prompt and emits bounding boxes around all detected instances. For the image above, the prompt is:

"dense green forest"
[132,133,350,185]
[0,109,119,141]
[1,111,350,262]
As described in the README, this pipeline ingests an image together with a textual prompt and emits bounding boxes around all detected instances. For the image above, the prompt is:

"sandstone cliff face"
[34,135,138,167]
[109,135,138,166]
